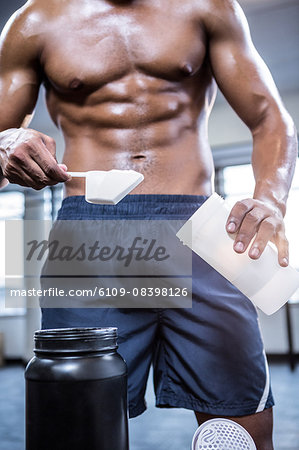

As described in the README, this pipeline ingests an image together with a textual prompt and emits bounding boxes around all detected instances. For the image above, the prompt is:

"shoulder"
[1,1,40,38]
[197,0,249,37]
[0,1,51,63]
[202,0,243,17]
[0,0,60,48]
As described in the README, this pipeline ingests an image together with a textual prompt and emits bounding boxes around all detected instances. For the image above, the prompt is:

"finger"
[29,140,70,182]
[4,163,34,188]
[248,217,276,259]
[6,162,57,190]
[233,207,268,253]
[0,178,9,189]
[21,160,60,188]
[7,149,60,188]
[275,230,289,267]
[58,164,68,172]
[226,199,254,234]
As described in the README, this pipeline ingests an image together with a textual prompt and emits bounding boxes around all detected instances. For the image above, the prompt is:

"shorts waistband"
[57,194,209,220]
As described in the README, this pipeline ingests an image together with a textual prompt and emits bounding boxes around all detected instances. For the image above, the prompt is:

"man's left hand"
[226,198,289,267]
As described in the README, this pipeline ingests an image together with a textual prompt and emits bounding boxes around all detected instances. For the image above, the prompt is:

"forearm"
[251,108,297,217]
[0,128,24,183]
[0,107,37,184]
[0,89,39,185]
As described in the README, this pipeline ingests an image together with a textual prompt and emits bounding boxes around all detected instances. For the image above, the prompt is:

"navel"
[131,154,146,160]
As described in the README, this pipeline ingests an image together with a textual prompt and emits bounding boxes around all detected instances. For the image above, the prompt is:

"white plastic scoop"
[67,169,144,205]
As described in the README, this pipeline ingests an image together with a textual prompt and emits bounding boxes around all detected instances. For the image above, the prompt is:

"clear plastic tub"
[177,193,299,315]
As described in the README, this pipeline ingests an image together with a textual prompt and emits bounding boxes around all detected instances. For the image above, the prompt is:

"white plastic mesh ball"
[191,418,256,450]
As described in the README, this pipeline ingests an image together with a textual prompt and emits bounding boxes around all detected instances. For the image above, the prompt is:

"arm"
[0,6,69,189]
[205,0,297,266]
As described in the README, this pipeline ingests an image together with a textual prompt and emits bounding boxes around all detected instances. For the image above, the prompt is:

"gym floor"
[0,360,298,449]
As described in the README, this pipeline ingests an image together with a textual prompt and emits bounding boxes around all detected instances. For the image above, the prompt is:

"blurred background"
[0,0,298,449]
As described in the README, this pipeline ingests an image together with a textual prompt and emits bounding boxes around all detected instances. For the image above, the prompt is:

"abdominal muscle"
[63,137,214,197]
[46,78,215,197]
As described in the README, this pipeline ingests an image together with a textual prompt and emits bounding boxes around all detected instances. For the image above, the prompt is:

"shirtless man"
[0,1,297,448]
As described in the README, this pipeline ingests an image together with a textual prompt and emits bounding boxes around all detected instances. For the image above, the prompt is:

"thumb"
[40,133,57,159]
[58,164,68,172]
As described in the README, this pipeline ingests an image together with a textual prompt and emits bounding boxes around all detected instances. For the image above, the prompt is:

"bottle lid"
[34,327,118,354]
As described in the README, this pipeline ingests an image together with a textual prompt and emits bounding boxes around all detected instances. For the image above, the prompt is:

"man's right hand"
[0,128,71,190]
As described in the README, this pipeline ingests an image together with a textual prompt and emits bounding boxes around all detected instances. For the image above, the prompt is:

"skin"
[0,0,297,447]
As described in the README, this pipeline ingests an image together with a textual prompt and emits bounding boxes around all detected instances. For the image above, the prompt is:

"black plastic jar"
[25,327,129,450]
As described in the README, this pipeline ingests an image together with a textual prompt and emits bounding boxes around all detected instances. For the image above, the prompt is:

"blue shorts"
[41,195,274,418]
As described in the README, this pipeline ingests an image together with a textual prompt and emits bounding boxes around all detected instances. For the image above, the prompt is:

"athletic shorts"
[41,194,274,418]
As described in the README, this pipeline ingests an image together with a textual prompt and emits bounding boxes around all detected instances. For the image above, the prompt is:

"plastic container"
[67,169,144,204]
[191,418,256,449]
[25,327,129,450]
[176,193,299,315]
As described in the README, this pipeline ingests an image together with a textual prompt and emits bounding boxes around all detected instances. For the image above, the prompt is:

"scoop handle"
[67,172,87,178]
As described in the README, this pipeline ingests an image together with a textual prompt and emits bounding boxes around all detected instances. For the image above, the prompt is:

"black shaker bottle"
[25,327,129,450]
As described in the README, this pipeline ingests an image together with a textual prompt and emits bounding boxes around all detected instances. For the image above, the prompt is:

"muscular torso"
[22,1,220,196]
[1,1,294,282]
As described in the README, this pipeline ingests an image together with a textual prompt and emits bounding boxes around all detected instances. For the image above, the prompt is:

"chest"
[42,3,207,92]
